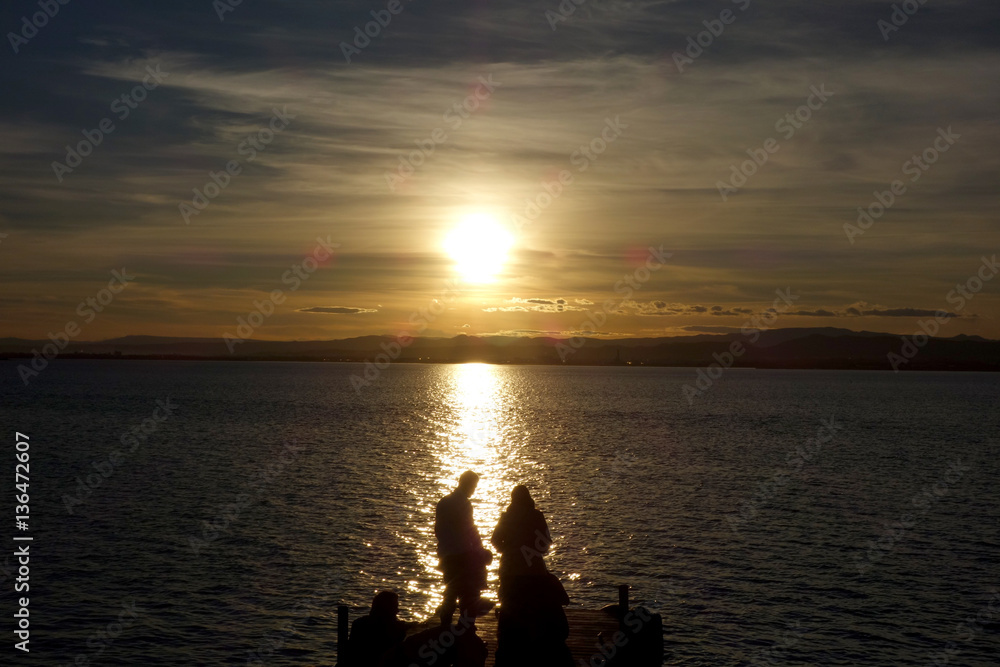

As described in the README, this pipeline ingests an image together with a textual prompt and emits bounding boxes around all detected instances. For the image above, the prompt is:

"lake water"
[1,360,998,665]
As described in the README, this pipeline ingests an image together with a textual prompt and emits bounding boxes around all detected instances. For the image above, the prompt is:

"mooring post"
[618,584,629,627]
[338,604,349,665]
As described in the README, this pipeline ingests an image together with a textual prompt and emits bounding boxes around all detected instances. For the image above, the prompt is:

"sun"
[444,212,514,284]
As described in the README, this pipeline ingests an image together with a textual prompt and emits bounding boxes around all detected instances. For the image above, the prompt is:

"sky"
[1,0,999,341]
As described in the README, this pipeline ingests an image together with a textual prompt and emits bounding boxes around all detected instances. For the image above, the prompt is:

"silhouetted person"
[434,471,493,624]
[491,484,551,601]
[347,590,407,667]
[490,485,572,667]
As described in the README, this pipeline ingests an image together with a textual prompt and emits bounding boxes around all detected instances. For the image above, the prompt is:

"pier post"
[618,584,629,628]
[338,604,349,665]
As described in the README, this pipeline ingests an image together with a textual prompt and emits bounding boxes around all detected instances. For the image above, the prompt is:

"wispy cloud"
[298,307,377,315]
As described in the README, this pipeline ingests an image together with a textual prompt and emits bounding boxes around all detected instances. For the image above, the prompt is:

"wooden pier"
[338,585,664,666]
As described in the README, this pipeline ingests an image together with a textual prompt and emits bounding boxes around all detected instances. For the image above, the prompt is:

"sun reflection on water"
[408,363,525,618]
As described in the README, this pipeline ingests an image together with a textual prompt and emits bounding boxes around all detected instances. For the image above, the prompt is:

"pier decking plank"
[336,586,663,666]
[401,608,621,666]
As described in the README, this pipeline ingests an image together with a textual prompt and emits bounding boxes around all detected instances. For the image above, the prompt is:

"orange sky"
[1,3,998,341]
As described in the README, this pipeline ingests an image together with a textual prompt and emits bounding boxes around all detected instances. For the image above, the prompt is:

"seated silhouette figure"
[401,611,488,667]
[348,591,487,667]
[490,485,572,667]
[434,471,494,624]
[346,590,408,667]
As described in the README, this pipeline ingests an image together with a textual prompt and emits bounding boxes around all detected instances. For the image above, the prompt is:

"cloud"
[787,303,959,318]
[787,309,839,317]
[483,329,633,338]
[679,326,743,334]
[852,307,954,318]
[627,301,732,316]
[627,300,962,320]
[298,306,377,314]
[484,298,585,313]
[483,329,562,337]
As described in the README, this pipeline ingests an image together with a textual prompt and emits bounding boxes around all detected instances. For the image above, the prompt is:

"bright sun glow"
[444,213,514,284]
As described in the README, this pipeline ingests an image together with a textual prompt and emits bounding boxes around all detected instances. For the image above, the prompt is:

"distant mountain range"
[1,328,998,371]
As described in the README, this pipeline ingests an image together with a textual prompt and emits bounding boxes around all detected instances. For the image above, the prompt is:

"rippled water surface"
[2,360,998,665]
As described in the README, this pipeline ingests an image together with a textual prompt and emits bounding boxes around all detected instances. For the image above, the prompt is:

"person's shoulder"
[441,491,469,507]
[350,615,371,636]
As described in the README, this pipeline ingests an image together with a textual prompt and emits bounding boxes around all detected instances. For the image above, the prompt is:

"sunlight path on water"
[402,363,531,619]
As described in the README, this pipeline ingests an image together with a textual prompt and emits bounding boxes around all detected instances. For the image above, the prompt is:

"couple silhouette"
[347,471,571,666]
[435,471,572,666]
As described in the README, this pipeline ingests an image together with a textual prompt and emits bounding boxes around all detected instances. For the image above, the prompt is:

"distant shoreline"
[2,354,998,372]
[2,328,999,373]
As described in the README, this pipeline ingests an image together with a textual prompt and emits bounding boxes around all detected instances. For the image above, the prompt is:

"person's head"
[457,470,480,498]
[510,484,534,511]
[371,590,399,619]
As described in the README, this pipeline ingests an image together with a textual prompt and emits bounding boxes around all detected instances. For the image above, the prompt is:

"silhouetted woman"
[490,486,572,667]
[491,485,551,599]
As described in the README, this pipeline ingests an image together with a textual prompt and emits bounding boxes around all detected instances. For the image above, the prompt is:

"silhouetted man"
[435,470,493,624]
